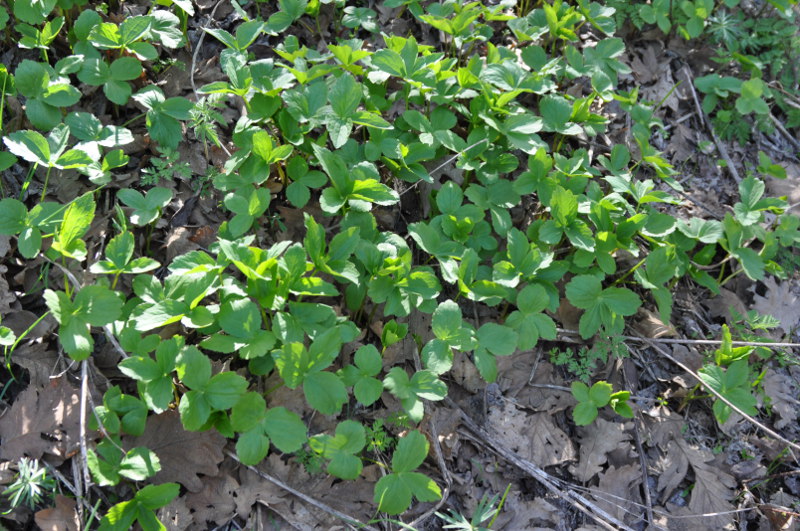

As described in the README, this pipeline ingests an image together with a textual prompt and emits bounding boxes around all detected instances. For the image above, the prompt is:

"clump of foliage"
[0,0,797,527]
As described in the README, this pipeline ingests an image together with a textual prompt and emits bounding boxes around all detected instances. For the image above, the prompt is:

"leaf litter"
[1,1,799,529]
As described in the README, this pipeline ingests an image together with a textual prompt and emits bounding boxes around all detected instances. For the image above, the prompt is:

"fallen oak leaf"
[125,410,225,492]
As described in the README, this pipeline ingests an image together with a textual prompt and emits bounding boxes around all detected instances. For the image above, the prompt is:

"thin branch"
[79,361,92,492]
[681,65,742,183]
[622,360,654,528]
[769,113,800,151]
[555,328,800,349]
[448,398,636,531]
[225,450,379,531]
[639,337,800,454]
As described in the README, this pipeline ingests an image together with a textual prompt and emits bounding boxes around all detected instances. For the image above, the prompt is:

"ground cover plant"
[0,0,799,529]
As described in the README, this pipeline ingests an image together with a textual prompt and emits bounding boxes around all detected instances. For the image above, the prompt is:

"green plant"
[436,484,511,531]
[2,458,57,512]
[132,87,194,150]
[3,124,92,198]
[571,380,633,425]
[0,0,798,525]
[117,186,172,226]
[140,148,191,187]
[189,94,227,156]
[97,483,179,530]
[373,430,441,514]
[698,359,759,425]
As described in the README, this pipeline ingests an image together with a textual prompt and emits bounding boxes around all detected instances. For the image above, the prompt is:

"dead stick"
[682,65,742,183]
[639,337,800,454]
[622,361,655,528]
[225,450,379,531]
[769,113,800,151]
[79,361,91,503]
[449,399,635,531]
[556,328,800,348]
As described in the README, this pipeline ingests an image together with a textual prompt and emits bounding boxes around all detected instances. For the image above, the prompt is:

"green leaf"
[52,193,96,259]
[566,275,640,338]
[476,323,518,356]
[0,198,28,234]
[75,285,123,326]
[431,300,464,342]
[205,372,248,410]
[18,227,42,258]
[231,392,266,433]
[588,381,613,407]
[329,73,361,118]
[263,407,307,452]
[218,298,261,338]
[235,428,270,466]
[176,345,211,390]
[392,430,429,473]
[3,129,50,165]
[118,187,172,226]
[178,389,211,431]
[105,231,135,269]
[573,401,598,425]
[698,360,758,424]
[677,218,723,244]
[135,482,179,510]
[303,371,348,415]
[119,447,161,481]
[571,381,590,402]
[374,430,440,514]
[309,420,365,479]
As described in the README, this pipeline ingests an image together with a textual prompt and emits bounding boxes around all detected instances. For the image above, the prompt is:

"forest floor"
[1,0,800,530]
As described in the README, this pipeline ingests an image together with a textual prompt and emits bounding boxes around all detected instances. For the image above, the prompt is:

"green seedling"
[571,381,633,425]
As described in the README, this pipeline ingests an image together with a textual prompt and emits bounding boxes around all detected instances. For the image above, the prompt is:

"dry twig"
[225,450,379,531]
[556,327,800,349]
[448,398,636,531]
[639,337,800,454]
[681,66,742,183]
[621,359,654,528]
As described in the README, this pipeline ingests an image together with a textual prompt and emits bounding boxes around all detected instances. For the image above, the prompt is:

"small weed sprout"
[140,147,192,186]
[2,458,57,512]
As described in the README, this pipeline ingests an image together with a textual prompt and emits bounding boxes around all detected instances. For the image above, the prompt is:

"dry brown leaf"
[164,227,201,262]
[653,439,689,502]
[2,309,57,342]
[34,495,80,531]
[515,362,574,413]
[0,235,10,258]
[706,287,748,323]
[125,410,225,492]
[629,45,661,84]
[568,418,632,482]
[752,277,800,335]
[235,467,288,522]
[593,464,642,522]
[766,161,800,215]
[487,402,575,468]
[0,377,90,462]
[451,353,483,393]
[492,491,560,530]
[762,368,799,430]
[668,449,736,530]
[630,308,677,338]
[669,344,703,388]
[8,344,62,388]
[183,473,239,526]
[665,123,696,162]
[646,409,737,528]
[157,495,194,531]
[0,265,17,315]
